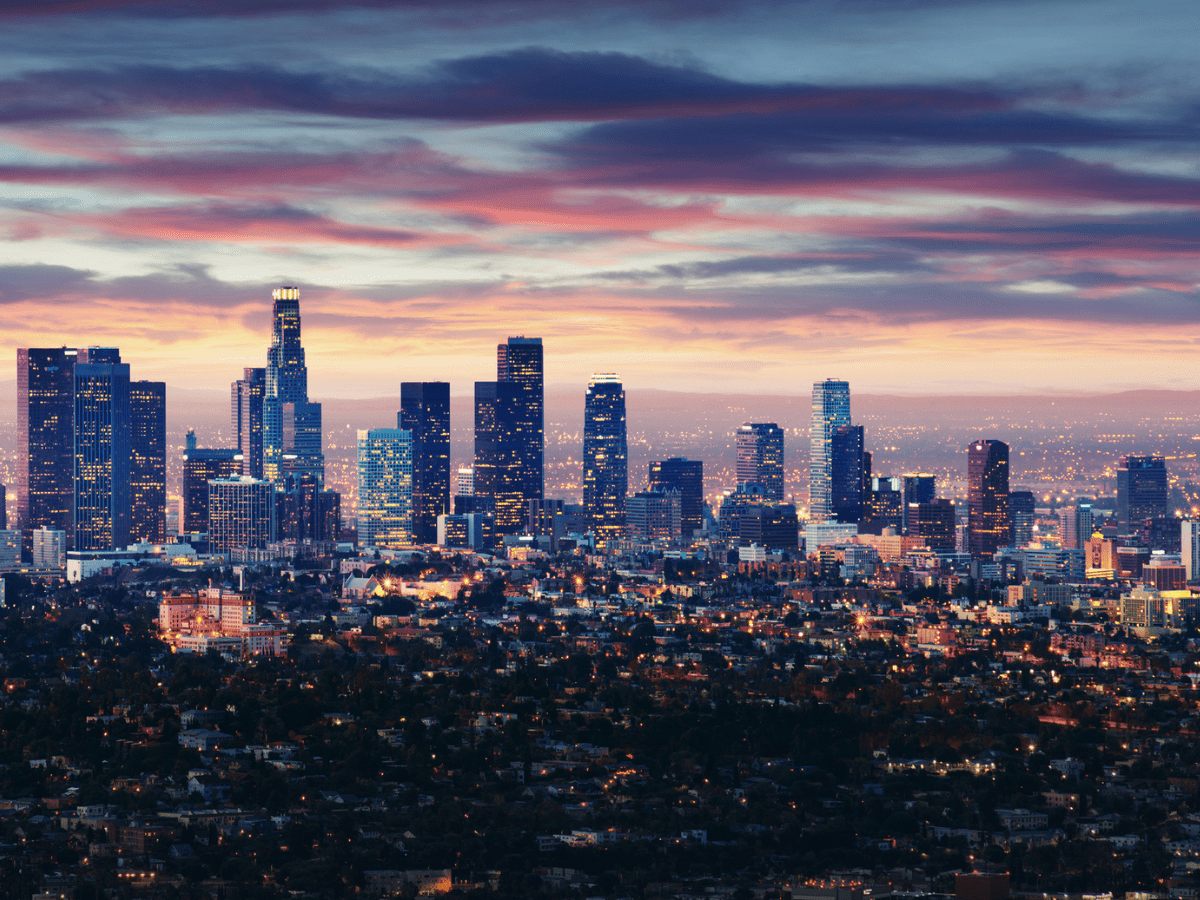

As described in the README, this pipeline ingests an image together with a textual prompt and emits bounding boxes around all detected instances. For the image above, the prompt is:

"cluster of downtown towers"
[19,287,1158,558]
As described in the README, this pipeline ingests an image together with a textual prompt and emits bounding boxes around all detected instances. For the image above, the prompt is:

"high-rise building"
[1009,490,1036,548]
[1117,455,1167,530]
[648,457,703,538]
[583,374,628,547]
[32,527,66,568]
[473,380,522,535]
[829,424,865,526]
[736,422,784,501]
[399,382,450,545]
[208,477,274,553]
[357,428,413,549]
[626,489,682,545]
[129,380,166,543]
[275,473,341,543]
[1183,520,1200,583]
[262,288,323,485]
[0,482,5,530]
[232,367,266,479]
[914,499,956,551]
[497,336,544,509]
[809,379,851,522]
[967,440,1010,557]
[17,347,77,553]
[901,474,936,534]
[1059,503,1094,551]
[73,348,130,552]
[862,476,903,535]
[182,442,242,534]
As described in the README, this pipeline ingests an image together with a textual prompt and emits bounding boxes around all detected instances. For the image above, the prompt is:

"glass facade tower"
[583,374,628,548]
[809,379,851,522]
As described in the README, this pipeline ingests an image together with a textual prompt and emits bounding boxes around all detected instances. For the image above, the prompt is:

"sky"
[1,0,1198,398]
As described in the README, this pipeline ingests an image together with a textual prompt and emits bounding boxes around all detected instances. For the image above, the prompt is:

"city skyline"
[1,1,1198,396]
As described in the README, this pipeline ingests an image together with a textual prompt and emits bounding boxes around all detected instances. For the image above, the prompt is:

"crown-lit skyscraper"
[73,348,130,552]
[17,347,77,553]
[809,379,851,522]
[232,367,266,479]
[967,439,1009,557]
[399,382,450,544]
[583,374,628,548]
[262,287,323,485]
[129,380,166,543]
[736,422,784,501]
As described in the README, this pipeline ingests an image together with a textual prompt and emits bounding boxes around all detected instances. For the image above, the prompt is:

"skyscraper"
[901,474,936,534]
[809,379,851,522]
[182,443,242,534]
[1009,490,1036,548]
[208,477,274,554]
[73,348,130,552]
[399,382,450,544]
[232,367,265,479]
[648,457,703,538]
[583,374,628,548]
[829,424,865,526]
[17,347,77,553]
[914,498,956,551]
[262,287,323,485]
[1182,520,1200,583]
[1117,455,1167,530]
[736,422,784,501]
[474,380,523,535]
[129,380,166,543]
[967,440,1010,557]
[357,428,413,549]
[497,336,544,506]
[1060,503,1094,551]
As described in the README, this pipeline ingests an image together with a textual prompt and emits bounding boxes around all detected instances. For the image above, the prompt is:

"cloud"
[0,50,1187,137]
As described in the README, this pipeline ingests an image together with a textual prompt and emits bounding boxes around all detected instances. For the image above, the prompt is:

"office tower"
[0,483,5,530]
[497,336,544,507]
[862,476,903,535]
[182,444,242,534]
[648,457,703,538]
[736,422,784,501]
[208,477,274,553]
[967,440,1009,557]
[473,380,523,534]
[1143,517,1181,554]
[809,379,851,522]
[129,380,166,543]
[275,473,339,543]
[1117,455,1167,530]
[829,424,864,526]
[738,504,799,551]
[32,527,66,568]
[232,367,266,478]
[73,348,130,552]
[583,374,628,548]
[17,347,77,553]
[901,474,935,534]
[0,531,18,571]
[399,382,450,544]
[357,428,413,549]
[914,498,956,551]
[1059,503,1094,551]
[1009,490,1036,548]
[262,288,323,485]
[626,489,682,545]
[453,467,476,515]
[1183,521,1200,582]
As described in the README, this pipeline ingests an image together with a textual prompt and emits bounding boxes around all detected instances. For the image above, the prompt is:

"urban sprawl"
[3,289,1200,900]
